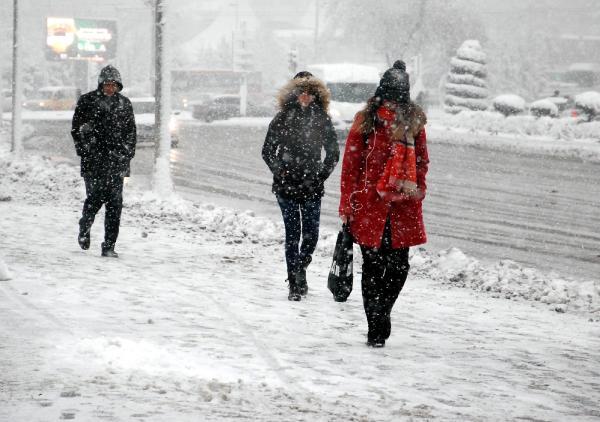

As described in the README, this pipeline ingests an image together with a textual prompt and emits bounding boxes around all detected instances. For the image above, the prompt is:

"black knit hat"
[293,71,313,79]
[374,60,410,104]
[97,65,123,92]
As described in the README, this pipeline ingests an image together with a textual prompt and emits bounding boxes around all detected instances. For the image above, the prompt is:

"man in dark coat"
[262,71,339,300]
[71,65,136,258]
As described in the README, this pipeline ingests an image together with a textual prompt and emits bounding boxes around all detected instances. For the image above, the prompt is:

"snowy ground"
[1,145,600,421]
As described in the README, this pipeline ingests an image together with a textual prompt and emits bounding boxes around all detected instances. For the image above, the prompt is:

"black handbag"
[327,224,354,302]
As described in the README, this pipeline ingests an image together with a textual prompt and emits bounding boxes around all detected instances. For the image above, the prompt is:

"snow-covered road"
[167,123,600,283]
[1,151,599,421]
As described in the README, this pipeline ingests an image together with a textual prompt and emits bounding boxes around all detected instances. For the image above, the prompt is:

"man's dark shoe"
[366,338,385,348]
[78,228,90,250]
[383,312,392,340]
[101,242,119,258]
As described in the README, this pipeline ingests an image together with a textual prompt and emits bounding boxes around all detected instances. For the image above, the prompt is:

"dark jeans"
[276,195,322,275]
[79,173,124,248]
[360,219,410,343]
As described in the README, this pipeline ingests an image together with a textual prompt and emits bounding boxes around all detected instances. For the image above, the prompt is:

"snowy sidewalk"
[1,161,599,421]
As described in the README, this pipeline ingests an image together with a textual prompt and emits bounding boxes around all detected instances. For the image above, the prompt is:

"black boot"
[78,227,91,250]
[287,273,301,301]
[366,338,386,348]
[296,268,308,297]
[101,242,119,258]
[365,304,386,347]
[296,256,311,297]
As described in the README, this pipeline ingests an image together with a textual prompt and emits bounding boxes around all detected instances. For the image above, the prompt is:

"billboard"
[46,17,117,61]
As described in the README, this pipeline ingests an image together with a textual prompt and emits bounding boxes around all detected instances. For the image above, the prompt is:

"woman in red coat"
[339,60,429,347]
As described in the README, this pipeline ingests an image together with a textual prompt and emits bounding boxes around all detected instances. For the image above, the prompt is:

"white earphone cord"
[348,116,377,212]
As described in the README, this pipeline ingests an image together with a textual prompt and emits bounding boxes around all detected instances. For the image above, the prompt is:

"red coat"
[339,111,429,249]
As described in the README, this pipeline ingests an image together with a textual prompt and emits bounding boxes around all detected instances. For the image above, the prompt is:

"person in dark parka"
[71,65,137,258]
[262,71,339,301]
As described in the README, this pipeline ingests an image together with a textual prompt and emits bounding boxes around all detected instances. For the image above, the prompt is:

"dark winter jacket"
[71,66,136,177]
[262,76,339,201]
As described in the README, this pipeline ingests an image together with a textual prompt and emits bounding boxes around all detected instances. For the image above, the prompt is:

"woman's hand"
[408,188,425,200]
[340,214,353,225]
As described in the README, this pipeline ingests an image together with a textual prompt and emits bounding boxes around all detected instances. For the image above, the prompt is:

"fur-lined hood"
[276,76,330,112]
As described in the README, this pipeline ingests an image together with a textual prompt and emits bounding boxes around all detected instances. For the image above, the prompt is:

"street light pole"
[314,0,319,61]
[152,0,174,196]
[11,0,23,156]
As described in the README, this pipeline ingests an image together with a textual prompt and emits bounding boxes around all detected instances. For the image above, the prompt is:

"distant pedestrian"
[71,65,137,258]
[338,60,429,347]
[262,71,339,301]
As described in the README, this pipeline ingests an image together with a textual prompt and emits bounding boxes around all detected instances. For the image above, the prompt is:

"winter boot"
[366,338,386,348]
[78,228,91,250]
[365,303,386,347]
[101,242,119,258]
[296,256,312,297]
[383,311,392,340]
[287,273,301,301]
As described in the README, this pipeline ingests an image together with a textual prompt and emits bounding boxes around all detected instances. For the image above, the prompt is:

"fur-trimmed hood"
[276,76,330,112]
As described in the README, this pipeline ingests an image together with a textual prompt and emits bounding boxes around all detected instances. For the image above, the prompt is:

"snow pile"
[411,248,600,314]
[431,109,600,145]
[444,40,489,113]
[0,153,82,204]
[126,190,284,244]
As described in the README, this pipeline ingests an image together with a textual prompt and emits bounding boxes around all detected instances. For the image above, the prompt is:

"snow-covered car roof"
[306,63,381,83]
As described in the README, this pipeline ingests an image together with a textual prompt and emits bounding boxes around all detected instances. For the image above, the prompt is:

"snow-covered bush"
[431,108,600,145]
[492,94,526,116]
[444,40,489,114]
[574,91,600,121]
[529,99,558,118]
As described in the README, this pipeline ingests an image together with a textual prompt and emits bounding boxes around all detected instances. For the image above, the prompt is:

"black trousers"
[276,195,321,276]
[79,173,124,248]
[360,220,410,343]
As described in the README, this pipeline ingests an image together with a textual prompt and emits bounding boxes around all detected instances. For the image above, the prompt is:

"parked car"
[22,86,79,111]
[191,94,274,122]
[130,97,180,147]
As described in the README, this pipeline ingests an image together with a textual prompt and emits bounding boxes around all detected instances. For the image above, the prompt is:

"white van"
[306,63,380,137]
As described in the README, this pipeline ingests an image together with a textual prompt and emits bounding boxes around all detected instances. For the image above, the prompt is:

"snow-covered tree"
[321,1,486,93]
[444,40,489,114]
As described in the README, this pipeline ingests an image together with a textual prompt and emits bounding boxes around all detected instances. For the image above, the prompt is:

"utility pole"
[314,0,319,61]
[11,0,23,157]
[152,0,174,196]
